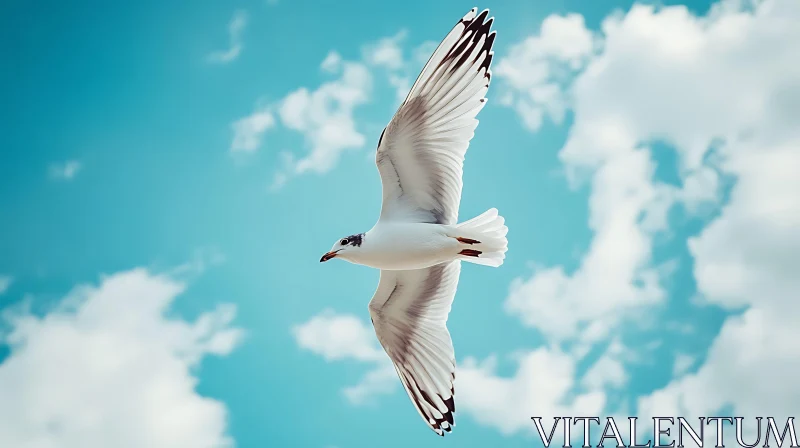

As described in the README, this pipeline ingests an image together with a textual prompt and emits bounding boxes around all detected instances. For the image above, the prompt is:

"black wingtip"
[476,9,490,24]
[444,396,456,415]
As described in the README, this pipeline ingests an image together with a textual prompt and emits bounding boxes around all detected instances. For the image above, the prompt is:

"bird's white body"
[318,7,507,437]
[347,223,457,270]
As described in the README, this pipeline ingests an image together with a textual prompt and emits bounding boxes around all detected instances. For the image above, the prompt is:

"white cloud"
[502,0,798,345]
[49,160,81,181]
[555,0,800,426]
[230,108,275,153]
[0,275,11,295]
[207,10,247,64]
[362,30,407,71]
[387,74,411,104]
[292,309,383,362]
[671,353,694,377]
[320,51,342,73]
[169,247,228,277]
[457,348,606,436]
[361,33,442,105]
[231,50,373,185]
[581,339,628,390]
[0,268,243,448]
[473,0,800,437]
[495,13,596,131]
[292,310,396,405]
[231,28,446,187]
[342,364,397,406]
[505,145,673,343]
[277,61,372,175]
[412,41,438,65]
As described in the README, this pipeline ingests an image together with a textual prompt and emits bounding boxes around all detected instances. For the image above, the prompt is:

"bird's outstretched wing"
[376,8,496,225]
[368,261,461,436]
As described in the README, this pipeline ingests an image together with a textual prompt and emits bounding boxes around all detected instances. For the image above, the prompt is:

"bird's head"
[320,233,364,262]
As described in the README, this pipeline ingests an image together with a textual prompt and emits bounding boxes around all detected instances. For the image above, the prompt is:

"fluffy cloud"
[505,145,673,343]
[230,53,373,185]
[554,0,800,425]
[207,10,247,64]
[292,309,383,362]
[0,268,243,448]
[458,348,606,436]
[277,61,372,175]
[502,0,799,344]
[498,11,680,347]
[49,161,82,181]
[495,14,595,131]
[231,29,441,187]
[473,0,800,436]
[292,310,395,405]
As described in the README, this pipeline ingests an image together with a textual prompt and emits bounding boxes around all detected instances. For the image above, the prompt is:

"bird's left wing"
[375,8,496,225]
[368,261,461,436]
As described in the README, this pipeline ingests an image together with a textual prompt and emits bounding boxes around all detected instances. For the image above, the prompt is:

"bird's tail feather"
[453,208,508,267]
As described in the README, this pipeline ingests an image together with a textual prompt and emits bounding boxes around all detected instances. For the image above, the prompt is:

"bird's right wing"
[375,8,495,225]
[368,261,461,436]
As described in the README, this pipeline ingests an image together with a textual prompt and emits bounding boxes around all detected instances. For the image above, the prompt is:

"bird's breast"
[355,223,457,270]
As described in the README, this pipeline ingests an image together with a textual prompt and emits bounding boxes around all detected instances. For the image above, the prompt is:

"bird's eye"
[340,238,349,245]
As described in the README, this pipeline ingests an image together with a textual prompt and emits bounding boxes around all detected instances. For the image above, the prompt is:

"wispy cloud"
[207,10,248,64]
[362,30,407,71]
[231,52,373,185]
[230,108,275,153]
[49,160,81,181]
[320,51,342,73]
[230,30,444,189]
[0,275,11,295]
[361,31,438,103]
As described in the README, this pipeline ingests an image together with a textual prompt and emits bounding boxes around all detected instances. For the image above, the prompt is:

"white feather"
[368,262,461,436]
[375,8,496,226]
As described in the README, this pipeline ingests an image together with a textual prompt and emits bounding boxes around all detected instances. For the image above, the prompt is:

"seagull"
[319,7,506,436]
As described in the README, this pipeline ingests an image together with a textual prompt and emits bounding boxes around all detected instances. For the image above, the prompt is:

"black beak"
[320,251,338,262]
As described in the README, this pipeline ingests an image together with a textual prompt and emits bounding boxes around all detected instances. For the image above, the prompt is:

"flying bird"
[319,7,506,436]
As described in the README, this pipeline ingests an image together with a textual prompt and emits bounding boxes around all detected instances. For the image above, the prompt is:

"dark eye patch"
[346,234,363,247]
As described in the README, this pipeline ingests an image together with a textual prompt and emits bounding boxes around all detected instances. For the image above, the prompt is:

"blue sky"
[2,0,799,447]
